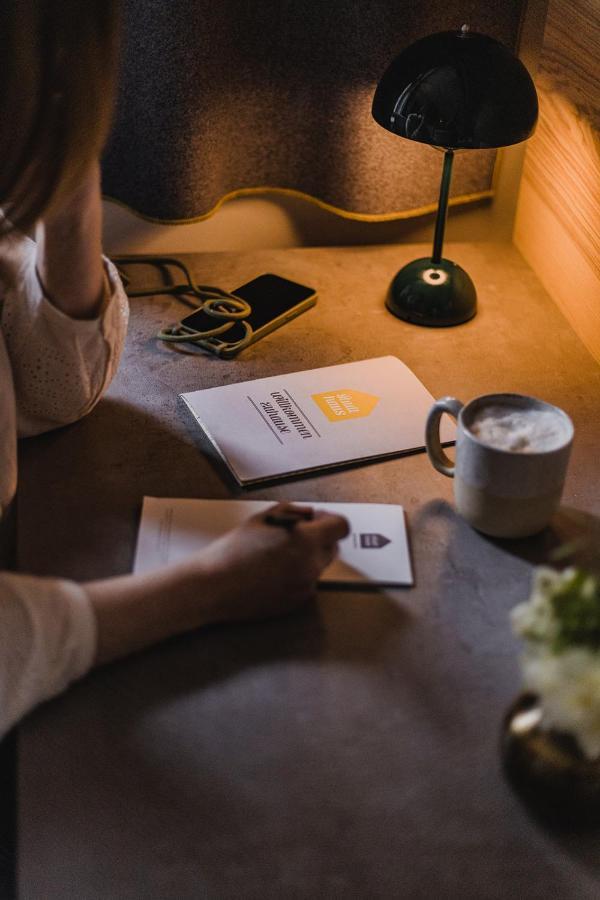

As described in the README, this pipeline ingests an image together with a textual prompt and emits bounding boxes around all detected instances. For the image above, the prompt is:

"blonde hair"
[0,0,120,233]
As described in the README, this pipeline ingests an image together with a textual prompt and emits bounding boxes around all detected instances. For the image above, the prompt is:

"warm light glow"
[515,89,600,363]
[514,0,600,364]
[510,707,543,735]
[422,268,449,285]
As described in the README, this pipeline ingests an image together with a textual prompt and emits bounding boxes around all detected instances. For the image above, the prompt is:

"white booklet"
[134,497,413,587]
[180,355,452,485]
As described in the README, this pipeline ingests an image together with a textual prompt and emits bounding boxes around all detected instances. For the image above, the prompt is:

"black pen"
[264,508,314,530]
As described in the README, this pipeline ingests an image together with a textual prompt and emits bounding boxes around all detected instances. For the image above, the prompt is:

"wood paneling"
[537,0,600,128]
[514,0,600,362]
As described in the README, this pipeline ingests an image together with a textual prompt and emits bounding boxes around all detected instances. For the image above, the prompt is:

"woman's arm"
[35,162,107,319]
[0,167,128,436]
[87,505,349,664]
[0,505,349,737]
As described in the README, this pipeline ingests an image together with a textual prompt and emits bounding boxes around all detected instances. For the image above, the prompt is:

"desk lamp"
[372,25,538,326]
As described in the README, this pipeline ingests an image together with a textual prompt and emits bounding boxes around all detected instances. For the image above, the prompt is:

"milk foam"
[468,404,568,453]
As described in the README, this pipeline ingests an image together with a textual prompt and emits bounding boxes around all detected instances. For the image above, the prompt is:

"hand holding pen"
[264,506,315,530]
[190,502,349,624]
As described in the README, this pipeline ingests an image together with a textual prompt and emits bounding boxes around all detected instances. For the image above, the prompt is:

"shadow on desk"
[415,500,600,573]
[412,500,600,876]
[17,396,244,580]
[497,506,600,575]
[26,589,412,734]
[17,593,427,893]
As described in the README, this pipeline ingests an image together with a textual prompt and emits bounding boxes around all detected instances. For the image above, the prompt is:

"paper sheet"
[134,497,413,587]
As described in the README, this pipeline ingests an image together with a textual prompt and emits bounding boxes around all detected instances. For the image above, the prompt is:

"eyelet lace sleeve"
[0,573,96,737]
[0,231,129,437]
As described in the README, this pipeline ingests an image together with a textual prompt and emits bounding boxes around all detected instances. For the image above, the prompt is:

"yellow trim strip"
[103,184,494,226]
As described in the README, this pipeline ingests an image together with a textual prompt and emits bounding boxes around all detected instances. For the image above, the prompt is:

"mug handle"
[425,397,463,477]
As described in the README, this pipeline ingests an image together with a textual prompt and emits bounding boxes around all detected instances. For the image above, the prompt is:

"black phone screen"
[179,273,316,342]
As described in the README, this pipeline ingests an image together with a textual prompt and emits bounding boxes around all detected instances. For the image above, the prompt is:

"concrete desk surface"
[16,244,600,898]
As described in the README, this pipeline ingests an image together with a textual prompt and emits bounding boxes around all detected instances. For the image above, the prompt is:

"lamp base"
[386,257,477,327]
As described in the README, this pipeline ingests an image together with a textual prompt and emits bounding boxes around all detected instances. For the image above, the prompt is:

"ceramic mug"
[425,393,574,538]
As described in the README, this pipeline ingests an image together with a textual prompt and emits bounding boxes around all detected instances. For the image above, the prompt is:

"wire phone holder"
[112,255,255,355]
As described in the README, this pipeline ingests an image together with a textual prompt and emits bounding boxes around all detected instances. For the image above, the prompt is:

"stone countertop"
[16,243,600,899]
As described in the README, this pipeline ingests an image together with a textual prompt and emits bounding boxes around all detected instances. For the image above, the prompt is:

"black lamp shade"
[372,29,538,149]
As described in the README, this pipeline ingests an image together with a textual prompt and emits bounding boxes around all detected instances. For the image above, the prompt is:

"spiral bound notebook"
[180,355,452,485]
[134,497,413,587]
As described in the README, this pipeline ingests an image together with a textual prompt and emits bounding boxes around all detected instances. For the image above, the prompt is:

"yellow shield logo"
[311,389,379,422]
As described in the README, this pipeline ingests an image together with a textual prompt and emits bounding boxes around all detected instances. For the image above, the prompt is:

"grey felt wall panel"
[102,0,526,222]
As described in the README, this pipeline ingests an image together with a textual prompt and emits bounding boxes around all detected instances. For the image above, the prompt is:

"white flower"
[511,566,600,761]
[520,646,600,759]
[510,566,570,646]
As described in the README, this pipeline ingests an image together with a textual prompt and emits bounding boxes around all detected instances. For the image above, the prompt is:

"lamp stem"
[432,149,454,264]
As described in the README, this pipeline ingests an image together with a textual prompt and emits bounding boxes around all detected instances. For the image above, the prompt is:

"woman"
[0,1,347,737]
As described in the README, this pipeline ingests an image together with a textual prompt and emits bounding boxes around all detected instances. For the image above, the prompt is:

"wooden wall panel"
[514,0,600,362]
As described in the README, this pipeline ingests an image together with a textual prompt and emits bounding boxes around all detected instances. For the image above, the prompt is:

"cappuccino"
[426,392,574,537]
[468,404,569,453]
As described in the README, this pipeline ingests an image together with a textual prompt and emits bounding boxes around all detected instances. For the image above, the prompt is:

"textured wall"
[102,0,525,223]
[514,0,600,361]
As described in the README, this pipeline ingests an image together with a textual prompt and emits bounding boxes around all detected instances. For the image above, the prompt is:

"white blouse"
[0,231,129,736]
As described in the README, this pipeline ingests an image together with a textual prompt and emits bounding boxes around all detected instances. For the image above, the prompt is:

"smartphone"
[178,273,317,358]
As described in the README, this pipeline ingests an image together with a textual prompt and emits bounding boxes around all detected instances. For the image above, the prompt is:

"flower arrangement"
[511,566,600,761]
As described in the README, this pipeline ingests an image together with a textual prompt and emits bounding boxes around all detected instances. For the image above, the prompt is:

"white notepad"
[180,355,452,485]
[134,497,413,587]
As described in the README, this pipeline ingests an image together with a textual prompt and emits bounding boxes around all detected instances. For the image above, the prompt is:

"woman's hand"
[87,504,350,665]
[187,503,350,624]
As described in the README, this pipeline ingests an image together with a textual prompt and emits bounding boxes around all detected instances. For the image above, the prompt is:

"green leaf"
[550,569,600,652]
